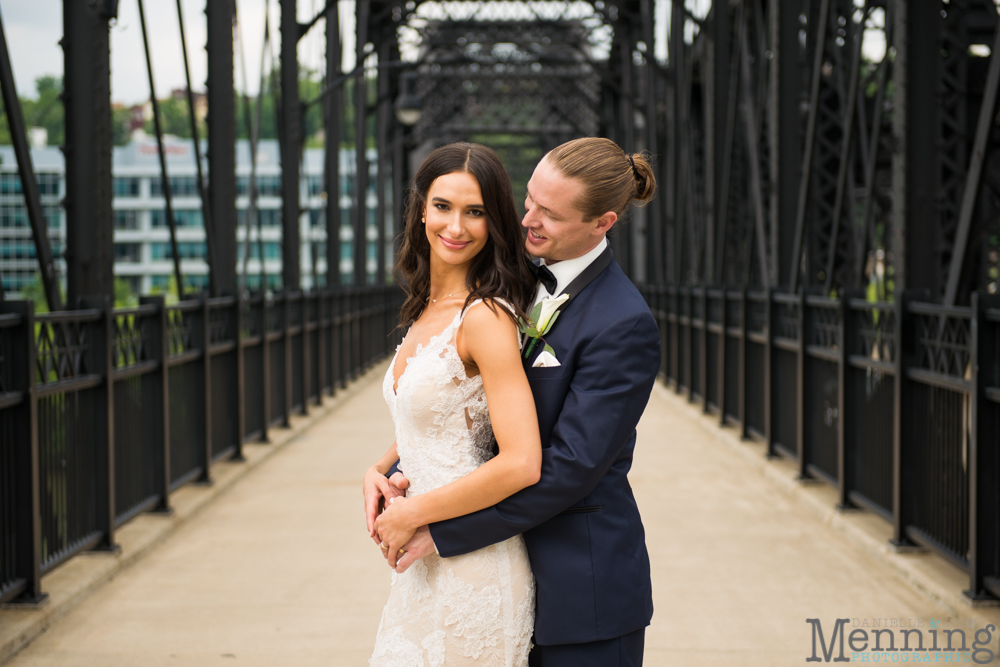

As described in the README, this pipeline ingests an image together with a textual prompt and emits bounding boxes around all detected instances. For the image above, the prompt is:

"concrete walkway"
[5,362,998,666]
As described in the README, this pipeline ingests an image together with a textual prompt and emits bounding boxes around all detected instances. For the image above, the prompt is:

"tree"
[0,75,64,146]
[143,96,206,140]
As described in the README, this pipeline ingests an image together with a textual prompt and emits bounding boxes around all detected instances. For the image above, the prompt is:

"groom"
[370,137,660,666]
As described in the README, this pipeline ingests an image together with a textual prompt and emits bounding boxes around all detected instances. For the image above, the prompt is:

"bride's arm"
[374,303,541,554]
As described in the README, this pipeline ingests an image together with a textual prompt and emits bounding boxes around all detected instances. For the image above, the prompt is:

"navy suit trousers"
[528,628,645,667]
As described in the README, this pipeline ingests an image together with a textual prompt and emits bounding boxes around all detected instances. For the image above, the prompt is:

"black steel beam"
[944,18,1000,307]
[280,0,302,290]
[137,0,185,301]
[640,0,662,284]
[375,37,390,285]
[823,1,872,293]
[789,0,830,293]
[206,0,237,295]
[0,9,61,311]
[63,0,115,303]
[770,0,802,289]
[708,0,730,285]
[892,0,942,295]
[325,0,343,288]
[353,0,370,286]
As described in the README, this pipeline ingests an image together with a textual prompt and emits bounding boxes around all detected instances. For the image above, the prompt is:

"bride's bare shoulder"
[457,299,520,356]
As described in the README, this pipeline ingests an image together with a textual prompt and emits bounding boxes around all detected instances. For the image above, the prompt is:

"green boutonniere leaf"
[528,302,543,323]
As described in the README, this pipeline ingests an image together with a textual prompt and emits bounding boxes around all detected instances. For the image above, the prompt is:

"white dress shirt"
[531,237,609,309]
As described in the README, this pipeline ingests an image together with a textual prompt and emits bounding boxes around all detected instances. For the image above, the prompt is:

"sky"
[0,0,355,105]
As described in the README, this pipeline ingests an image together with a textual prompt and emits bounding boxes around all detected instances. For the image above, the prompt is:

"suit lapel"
[523,246,614,367]
[556,245,613,306]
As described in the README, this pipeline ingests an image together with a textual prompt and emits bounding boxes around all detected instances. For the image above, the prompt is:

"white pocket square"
[532,350,561,368]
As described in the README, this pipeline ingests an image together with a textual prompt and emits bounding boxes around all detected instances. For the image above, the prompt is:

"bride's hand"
[374,497,418,564]
[363,466,408,545]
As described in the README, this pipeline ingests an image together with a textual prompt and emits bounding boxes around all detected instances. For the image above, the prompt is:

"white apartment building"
[0,136,386,300]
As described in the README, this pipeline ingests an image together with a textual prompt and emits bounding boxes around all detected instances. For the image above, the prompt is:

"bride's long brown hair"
[395,142,535,328]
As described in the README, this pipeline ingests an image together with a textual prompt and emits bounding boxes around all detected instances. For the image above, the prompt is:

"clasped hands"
[363,466,435,573]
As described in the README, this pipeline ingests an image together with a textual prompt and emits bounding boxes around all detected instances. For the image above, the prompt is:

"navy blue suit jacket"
[429,256,660,646]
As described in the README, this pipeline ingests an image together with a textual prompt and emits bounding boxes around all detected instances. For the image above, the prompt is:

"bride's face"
[423,171,490,269]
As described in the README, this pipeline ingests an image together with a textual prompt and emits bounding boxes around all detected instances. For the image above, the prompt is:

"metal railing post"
[3,300,47,603]
[682,287,691,398]
[196,295,213,483]
[78,294,118,550]
[718,289,728,425]
[764,288,774,457]
[140,295,172,512]
[797,288,808,477]
[891,289,928,549]
[301,292,311,414]
[739,287,748,439]
[700,287,709,412]
[233,294,245,459]
[260,293,272,442]
[283,291,293,427]
[838,289,864,508]
[316,291,328,400]
[966,293,1000,601]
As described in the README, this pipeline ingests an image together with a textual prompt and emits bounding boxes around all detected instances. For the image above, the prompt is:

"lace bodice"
[382,300,501,497]
[372,299,534,667]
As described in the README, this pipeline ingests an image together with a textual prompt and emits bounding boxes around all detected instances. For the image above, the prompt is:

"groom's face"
[522,158,604,263]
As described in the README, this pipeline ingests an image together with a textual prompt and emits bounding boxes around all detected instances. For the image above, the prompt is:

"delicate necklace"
[428,288,468,304]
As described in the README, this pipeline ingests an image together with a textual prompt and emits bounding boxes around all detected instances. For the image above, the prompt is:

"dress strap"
[459,297,516,322]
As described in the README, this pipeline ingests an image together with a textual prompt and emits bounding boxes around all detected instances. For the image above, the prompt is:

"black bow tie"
[531,262,558,294]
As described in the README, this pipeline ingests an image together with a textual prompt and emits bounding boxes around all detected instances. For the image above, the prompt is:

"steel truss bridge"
[0,0,999,615]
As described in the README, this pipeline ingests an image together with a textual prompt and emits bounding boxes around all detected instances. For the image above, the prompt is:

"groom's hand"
[393,525,435,573]
[364,467,409,544]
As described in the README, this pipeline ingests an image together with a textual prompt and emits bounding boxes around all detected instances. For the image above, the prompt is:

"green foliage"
[18,274,51,313]
[235,67,349,147]
[143,96,207,140]
[147,275,181,305]
[114,278,137,308]
[0,75,64,146]
[112,106,134,146]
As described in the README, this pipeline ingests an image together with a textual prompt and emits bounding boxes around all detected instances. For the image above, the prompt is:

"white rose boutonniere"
[519,293,570,363]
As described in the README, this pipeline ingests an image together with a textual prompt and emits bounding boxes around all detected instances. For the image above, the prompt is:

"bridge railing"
[0,286,404,604]
[640,285,1000,603]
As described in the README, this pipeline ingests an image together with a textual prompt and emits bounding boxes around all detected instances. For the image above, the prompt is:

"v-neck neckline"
[391,308,464,396]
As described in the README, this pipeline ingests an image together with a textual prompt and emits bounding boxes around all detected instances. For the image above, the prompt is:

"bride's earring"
[421,214,426,224]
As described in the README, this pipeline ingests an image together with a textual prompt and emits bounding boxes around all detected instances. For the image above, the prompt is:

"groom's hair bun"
[545,137,657,221]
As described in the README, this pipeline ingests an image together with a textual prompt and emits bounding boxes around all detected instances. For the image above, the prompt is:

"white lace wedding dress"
[371,300,535,667]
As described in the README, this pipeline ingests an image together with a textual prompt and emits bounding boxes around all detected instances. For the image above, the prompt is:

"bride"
[364,142,541,666]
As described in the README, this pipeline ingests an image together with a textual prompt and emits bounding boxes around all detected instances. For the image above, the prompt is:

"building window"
[0,172,60,197]
[151,241,206,260]
[114,210,141,230]
[307,176,323,196]
[151,209,203,228]
[113,177,140,198]
[236,208,280,228]
[236,241,280,260]
[183,274,209,290]
[0,238,37,259]
[237,175,282,197]
[114,242,142,263]
[151,176,200,197]
[0,204,26,228]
